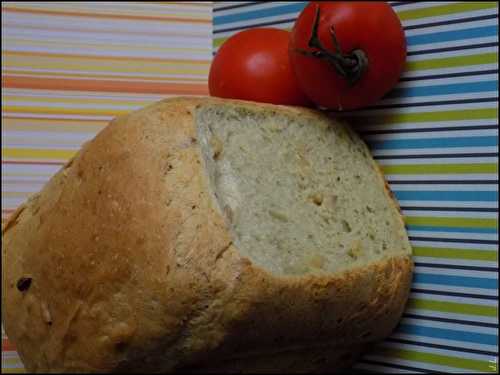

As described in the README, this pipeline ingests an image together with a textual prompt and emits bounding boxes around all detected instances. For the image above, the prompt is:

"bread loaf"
[1,97,413,373]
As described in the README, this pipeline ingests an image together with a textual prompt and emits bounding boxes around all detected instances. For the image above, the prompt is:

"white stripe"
[405,308,498,325]
[407,230,498,241]
[401,7,499,28]
[413,256,498,268]
[2,164,61,175]
[395,73,498,88]
[378,92,498,106]
[341,100,498,117]
[2,197,29,209]
[405,17,498,36]
[366,129,498,140]
[408,36,498,53]
[413,282,499,297]
[415,266,498,278]
[405,210,498,219]
[403,63,500,78]
[410,292,498,306]
[358,119,498,133]
[373,147,498,156]
[379,158,498,165]
[395,185,498,192]
[399,201,498,209]
[410,240,497,251]
[401,318,498,336]
[388,332,498,353]
[3,183,50,193]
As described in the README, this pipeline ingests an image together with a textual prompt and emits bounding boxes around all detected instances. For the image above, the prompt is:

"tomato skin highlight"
[289,1,407,111]
[209,28,311,107]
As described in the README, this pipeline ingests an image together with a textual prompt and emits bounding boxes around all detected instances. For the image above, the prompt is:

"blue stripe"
[213,2,307,25]
[407,225,498,234]
[394,190,498,202]
[397,324,498,345]
[370,136,498,149]
[406,25,498,46]
[413,273,498,289]
[388,81,498,98]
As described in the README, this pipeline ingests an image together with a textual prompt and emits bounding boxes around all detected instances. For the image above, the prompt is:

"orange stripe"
[2,51,210,64]
[3,6,210,24]
[2,339,16,351]
[3,75,208,95]
[3,71,207,83]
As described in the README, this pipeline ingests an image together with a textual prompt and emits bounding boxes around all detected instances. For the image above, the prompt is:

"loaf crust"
[2,97,413,373]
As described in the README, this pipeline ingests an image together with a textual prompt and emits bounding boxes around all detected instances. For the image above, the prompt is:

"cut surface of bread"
[1,97,412,373]
[196,103,411,275]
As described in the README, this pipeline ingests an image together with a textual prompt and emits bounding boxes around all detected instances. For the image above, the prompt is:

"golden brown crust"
[1,96,413,373]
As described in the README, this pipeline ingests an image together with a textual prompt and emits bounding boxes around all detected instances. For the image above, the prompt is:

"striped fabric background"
[1,2,212,372]
[1,1,498,373]
[214,1,499,374]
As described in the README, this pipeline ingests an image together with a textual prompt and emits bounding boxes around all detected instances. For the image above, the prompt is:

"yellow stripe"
[0,368,25,374]
[7,38,209,53]
[2,51,209,65]
[2,192,33,198]
[3,105,131,117]
[5,3,211,20]
[3,70,207,82]
[2,118,107,133]
[4,95,153,107]
[4,55,209,75]
[2,148,76,160]
[3,69,207,83]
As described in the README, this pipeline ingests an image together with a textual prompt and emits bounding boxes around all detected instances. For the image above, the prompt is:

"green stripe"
[407,53,498,71]
[408,298,498,317]
[405,216,498,229]
[382,163,498,175]
[350,108,498,125]
[377,347,497,372]
[397,2,497,21]
[413,246,498,262]
[214,37,227,48]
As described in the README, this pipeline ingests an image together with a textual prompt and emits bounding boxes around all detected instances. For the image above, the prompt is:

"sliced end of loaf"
[195,103,411,276]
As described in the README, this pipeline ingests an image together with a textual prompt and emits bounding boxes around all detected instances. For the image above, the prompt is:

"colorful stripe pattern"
[214,1,500,373]
[1,2,212,372]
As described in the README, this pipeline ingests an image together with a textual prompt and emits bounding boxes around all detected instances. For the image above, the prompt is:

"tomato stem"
[295,5,368,85]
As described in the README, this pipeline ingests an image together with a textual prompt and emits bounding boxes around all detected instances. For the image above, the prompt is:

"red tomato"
[289,1,406,110]
[209,28,311,106]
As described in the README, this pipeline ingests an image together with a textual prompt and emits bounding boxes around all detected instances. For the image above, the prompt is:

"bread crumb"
[210,136,223,159]
[40,301,52,325]
[308,254,327,269]
[269,210,288,222]
[347,240,362,260]
[310,193,323,206]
